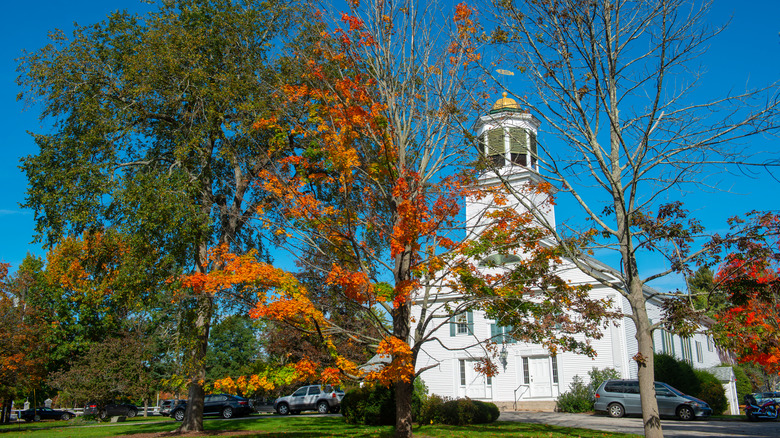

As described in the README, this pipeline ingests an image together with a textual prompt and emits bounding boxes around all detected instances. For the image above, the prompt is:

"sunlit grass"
[0,414,640,437]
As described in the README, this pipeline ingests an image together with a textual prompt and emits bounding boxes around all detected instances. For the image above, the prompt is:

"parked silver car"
[274,385,344,415]
[594,379,712,420]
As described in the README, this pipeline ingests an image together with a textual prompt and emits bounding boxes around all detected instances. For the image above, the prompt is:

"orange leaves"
[450,3,481,66]
[181,244,294,296]
[326,264,376,304]
[364,336,414,386]
[294,357,320,381]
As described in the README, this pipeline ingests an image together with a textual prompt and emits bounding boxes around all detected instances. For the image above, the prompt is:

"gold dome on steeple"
[490,92,521,113]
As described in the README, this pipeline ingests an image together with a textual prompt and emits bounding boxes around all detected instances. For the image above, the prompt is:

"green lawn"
[0,414,639,437]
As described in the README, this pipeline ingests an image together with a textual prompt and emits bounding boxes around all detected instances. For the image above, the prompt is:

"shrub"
[340,384,395,426]
[411,377,428,421]
[418,395,498,425]
[654,353,700,396]
[557,375,593,413]
[588,367,620,394]
[732,365,753,404]
[694,370,727,415]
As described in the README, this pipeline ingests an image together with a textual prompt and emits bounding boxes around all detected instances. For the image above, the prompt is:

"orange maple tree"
[0,263,49,417]
[240,2,612,437]
[249,2,486,436]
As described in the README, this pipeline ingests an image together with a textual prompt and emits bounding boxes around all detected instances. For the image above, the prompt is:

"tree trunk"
[394,380,413,438]
[627,281,663,438]
[177,293,213,433]
[392,235,413,438]
[143,399,148,418]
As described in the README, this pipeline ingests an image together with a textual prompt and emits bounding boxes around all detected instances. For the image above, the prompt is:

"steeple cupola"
[475,92,541,171]
[465,93,556,235]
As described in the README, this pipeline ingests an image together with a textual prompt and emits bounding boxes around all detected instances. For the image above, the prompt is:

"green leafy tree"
[17,0,298,431]
[205,315,262,384]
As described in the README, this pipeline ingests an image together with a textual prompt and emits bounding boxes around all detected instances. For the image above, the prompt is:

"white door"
[466,361,486,399]
[529,356,552,397]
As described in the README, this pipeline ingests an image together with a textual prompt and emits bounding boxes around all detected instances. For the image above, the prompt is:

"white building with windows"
[412,94,733,413]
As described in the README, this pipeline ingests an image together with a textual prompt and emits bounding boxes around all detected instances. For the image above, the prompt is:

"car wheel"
[99,410,108,420]
[173,409,185,421]
[126,409,137,418]
[746,410,756,421]
[276,403,290,415]
[222,407,233,419]
[677,405,694,421]
[317,401,329,414]
[61,413,71,421]
[607,403,625,418]
[33,414,41,422]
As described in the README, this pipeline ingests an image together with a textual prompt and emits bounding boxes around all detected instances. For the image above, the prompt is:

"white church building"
[411,94,738,414]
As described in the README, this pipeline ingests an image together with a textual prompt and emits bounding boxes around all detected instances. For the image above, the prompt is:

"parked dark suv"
[170,394,252,421]
[84,402,138,419]
[274,384,344,415]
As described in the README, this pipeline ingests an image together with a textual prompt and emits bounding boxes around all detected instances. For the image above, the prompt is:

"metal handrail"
[513,384,530,410]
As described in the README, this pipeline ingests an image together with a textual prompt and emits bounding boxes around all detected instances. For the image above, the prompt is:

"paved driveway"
[499,411,780,437]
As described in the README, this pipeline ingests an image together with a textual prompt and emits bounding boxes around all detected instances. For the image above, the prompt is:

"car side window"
[308,386,321,396]
[624,381,640,394]
[604,381,624,393]
[654,383,672,396]
[293,388,308,397]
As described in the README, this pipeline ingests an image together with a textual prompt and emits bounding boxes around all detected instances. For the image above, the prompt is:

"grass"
[0,414,639,438]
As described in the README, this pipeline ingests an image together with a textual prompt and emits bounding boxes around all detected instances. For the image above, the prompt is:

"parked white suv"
[274,385,344,415]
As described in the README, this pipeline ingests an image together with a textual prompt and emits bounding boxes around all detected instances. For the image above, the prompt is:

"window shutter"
[487,129,504,157]
[467,311,474,335]
[490,323,500,341]
[450,318,456,337]
[508,128,527,154]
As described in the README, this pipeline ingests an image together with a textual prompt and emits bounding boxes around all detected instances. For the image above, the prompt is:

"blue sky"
[1,0,778,287]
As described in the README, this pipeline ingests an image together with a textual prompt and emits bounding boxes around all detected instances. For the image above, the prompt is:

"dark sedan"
[84,402,139,419]
[20,407,77,422]
[170,394,252,421]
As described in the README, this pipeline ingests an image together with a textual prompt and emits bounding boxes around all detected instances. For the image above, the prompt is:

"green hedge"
[341,384,395,426]
[694,370,727,415]
[340,379,428,426]
[417,395,499,425]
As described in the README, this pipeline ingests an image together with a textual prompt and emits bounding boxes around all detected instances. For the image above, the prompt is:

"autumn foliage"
[713,212,780,373]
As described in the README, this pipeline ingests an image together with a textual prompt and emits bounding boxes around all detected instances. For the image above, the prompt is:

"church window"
[522,357,530,384]
[450,311,474,336]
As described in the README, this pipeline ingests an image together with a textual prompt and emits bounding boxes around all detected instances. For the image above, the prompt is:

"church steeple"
[475,92,541,171]
[466,93,556,235]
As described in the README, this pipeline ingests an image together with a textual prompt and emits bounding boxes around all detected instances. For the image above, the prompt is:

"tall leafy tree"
[247,2,614,437]
[480,0,780,436]
[17,0,297,431]
[0,263,49,423]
